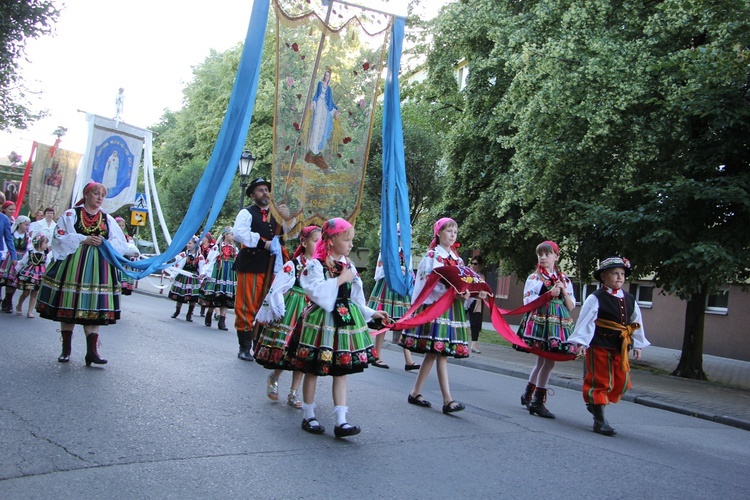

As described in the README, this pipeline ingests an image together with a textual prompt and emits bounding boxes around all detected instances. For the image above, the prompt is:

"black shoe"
[302,418,326,434]
[334,423,361,438]
[186,313,193,322]
[371,359,389,369]
[408,393,431,408]
[442,401,465,414]
[405,363,420,371]
[238,349,254,361]
[205,315,212,327]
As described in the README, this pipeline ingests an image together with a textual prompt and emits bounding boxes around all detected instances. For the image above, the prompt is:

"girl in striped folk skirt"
[201,228,237,331]
[167,236,204,321]
[254,225,320,408]
[398,217,471,414]
[14,234,52,317]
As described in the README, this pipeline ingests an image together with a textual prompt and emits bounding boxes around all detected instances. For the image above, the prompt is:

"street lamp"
[237,150,256,210]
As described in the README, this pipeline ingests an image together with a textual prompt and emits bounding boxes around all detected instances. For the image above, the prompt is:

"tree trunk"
[672,284,708,380]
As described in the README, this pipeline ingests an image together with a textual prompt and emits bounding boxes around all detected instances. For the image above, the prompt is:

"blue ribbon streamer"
[380,17,413,297]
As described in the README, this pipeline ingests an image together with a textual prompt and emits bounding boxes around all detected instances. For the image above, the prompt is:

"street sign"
[130,209,147,227]
[132,192,148,211]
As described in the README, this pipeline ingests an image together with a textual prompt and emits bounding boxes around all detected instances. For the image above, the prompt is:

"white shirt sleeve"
[522,274,543,305]
[631,302,650,349]
[567,294,599,347]
[350,261,376,322]
[50,210,87,261]
[232,209,261,248]
[373,252,385,281]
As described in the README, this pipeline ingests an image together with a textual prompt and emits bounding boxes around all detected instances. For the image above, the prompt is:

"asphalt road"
[1,293,748,499]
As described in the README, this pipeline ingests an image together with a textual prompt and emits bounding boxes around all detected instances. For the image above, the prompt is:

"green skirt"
[37,245,121,325]
[398,298,470,358]
[287,302,376,376]
[254,286,307,370]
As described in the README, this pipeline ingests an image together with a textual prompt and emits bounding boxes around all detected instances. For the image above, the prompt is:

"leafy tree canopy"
[0,0,60,132]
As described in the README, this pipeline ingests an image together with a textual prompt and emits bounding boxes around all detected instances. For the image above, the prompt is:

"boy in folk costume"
[568,256,649,436]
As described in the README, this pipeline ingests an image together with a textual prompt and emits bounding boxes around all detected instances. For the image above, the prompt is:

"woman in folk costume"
[36,182,129,365]
[398,217,473,414]
[515,240,577,419]
[254,225,321,409]
[287,218,388,437]
[368,224,420,371]
[201,227,238,331]
[1,214,31,313]
[114,217,140,295]
[167,235,204,321]
[13,233,52,317]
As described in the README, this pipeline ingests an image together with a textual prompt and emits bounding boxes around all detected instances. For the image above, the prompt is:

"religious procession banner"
[26,143,81,217]
[73,114,145,213]
[271,0,391,236]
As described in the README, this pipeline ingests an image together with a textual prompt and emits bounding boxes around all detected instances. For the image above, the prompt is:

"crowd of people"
[0,178,649,438]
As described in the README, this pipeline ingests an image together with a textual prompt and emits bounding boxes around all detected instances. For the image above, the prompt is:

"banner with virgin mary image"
[26,143,81,217]
[271,0,391,236]
[73,114,145,213]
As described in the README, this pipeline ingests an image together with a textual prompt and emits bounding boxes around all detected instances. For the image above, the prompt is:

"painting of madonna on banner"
[271,0,392,237]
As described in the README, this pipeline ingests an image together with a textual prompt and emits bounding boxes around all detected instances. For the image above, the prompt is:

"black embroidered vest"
[233,205,279,273]
[73,207,109,239]
[591,289,636,350]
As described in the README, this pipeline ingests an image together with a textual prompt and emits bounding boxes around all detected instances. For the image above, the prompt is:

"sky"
[1,0,451,159]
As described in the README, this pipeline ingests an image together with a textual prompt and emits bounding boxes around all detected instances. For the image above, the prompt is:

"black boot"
[200,304,206,317]
[85,333,108,366]
[521,382,536,407]
[1,288,14,313]
[186,304,195,322]
[528,387,555,419]
[205,310,212,327]
[171,303,181,318]
[237,331,254,361]
[58,330,73,363]
[217,316,228,331]
[592,404,616,436]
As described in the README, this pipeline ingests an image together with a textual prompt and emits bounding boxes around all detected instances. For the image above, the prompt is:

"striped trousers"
[582,346,631,405]
[234,272,266,332]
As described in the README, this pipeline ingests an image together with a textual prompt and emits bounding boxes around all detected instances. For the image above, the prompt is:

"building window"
[572,282,599,306]
[631,284,654,309]
[705,288,729,315]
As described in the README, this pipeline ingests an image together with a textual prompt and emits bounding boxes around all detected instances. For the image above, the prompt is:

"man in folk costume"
[568,256,649,436]
[232,178,292,361]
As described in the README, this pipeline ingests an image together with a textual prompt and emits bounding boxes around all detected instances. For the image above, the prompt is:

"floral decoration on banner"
[271,0,393,235]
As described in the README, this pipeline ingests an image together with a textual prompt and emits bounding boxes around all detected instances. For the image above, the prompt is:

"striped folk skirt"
[201,259,237,308]
[367,279,410,319]
[36,245,121,325]
[286,303,376,376]
[398,298,471,358]
[516,297,576,354]
[168,273,201,304]
[254,286,307,370]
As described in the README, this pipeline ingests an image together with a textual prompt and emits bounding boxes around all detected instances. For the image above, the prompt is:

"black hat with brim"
[593,256,632,282]
[246,177,271,197]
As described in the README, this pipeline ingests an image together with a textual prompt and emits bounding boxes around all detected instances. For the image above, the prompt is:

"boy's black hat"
[593,256,632,282]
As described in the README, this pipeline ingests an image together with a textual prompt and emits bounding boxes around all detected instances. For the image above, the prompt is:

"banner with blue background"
[73,114,145,213]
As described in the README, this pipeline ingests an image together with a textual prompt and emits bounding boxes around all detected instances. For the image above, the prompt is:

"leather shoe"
[408,393,431,408]
[302,418,325,434]
[405,363,420,371]
[442,400,465,414]
[237,349,254,361]
[371,359,389,369]
[334,423,361,438]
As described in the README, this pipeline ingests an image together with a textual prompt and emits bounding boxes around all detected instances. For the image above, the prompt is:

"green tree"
[0,0,59,131]
[426,0,750,378]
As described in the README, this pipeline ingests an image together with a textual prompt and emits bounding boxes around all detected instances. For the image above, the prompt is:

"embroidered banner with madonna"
[271,0,391,236]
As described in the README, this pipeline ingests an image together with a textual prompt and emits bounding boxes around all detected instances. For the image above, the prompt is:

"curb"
[382,343,750,432]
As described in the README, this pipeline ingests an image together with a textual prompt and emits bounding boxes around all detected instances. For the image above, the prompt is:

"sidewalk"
[383,322,750,431]
[133,283,750,431]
